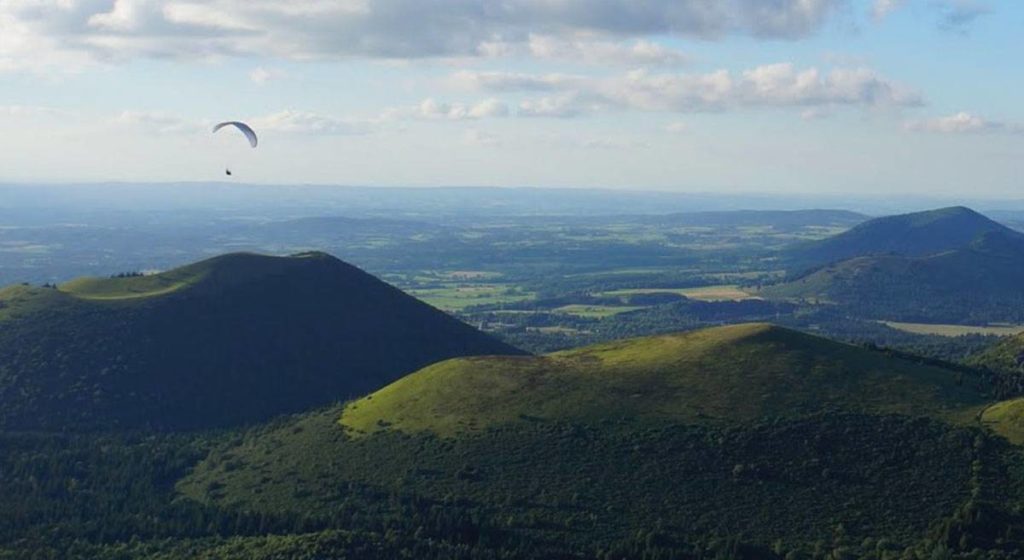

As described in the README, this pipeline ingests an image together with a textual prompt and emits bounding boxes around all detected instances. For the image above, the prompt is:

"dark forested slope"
[0,252,521,431]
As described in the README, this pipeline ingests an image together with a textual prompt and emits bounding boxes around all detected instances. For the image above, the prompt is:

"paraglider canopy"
[212,121,258,148]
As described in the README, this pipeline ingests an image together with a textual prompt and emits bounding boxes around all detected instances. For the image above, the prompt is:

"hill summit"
[0,252,521,431]
[767,208,1024,323]
[785,206,1023,269]
[341,323,986,436]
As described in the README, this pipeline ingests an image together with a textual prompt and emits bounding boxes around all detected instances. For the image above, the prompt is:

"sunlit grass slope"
[341,323,987,437]
[981,398,1024,445]
[60,270,201,300]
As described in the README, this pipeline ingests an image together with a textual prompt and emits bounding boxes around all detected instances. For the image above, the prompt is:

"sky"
[0,0,1020,197]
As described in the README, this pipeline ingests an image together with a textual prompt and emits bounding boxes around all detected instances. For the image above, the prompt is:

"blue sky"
[0,0,1020,197]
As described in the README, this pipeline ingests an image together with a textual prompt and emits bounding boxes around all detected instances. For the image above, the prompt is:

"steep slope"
[178,324,1017,557]
[0,252,521,431]
[766,230,1024,323]
[785,206,1023,270]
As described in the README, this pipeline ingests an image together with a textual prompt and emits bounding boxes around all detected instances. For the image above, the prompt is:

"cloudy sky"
[0,0,1020,196]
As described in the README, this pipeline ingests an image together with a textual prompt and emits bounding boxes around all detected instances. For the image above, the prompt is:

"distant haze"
[2,183,1024,220]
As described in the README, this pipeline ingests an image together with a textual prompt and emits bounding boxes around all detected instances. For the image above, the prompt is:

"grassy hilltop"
[342,323,986,436]
[784,206,1024,270]
[0,251,521,431]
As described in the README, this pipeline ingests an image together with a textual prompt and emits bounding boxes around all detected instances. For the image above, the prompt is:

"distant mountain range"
[0,252,520,431]
[767,207,1024,323]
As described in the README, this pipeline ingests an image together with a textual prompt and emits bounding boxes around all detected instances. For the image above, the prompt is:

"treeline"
[3,414,1024,559]
[185,410,1024,559]
[0,431,786,559]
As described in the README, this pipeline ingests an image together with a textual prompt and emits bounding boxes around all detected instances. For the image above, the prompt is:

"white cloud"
[249,66,284,84]
[250,110,375,135]
[664,121,688,133]
[464,98,509,119]
[463,129,501,147]
[383,98,509,121]
[480,35,690,67]
[905,112,1023,134]
[449,71,583,92]
[517,95,602,119]
[457,63,921,118]
[871,0,908,22]
[0,0,848,72]
[115,110,203,134]
[581,137,651,150]
[0,105,68,118]
[800,107,833,120]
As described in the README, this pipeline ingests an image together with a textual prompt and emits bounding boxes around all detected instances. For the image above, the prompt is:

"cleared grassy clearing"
[61,277,197,300]
[58,259,215,300]
[553,304,645,318]
[602,284,759,302]
[881,321,1024,337]
[679,284,760,301]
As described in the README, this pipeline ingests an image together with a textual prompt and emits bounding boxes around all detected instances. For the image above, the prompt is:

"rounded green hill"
[342,323,988,437]
[0,252,521,431]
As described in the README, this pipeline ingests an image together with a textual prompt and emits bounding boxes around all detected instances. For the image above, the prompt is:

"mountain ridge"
[785,206,1024,270]
[766,208,1024,323]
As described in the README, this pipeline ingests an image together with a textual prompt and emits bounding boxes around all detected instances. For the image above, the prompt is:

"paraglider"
[212,121,258,148]
[212,121,257,177]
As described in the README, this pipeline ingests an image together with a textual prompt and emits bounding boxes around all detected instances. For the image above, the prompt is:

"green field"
[407,284,533,311]
[882,321,1024,337]
[553,304,645,318]
[601,284,759,302]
